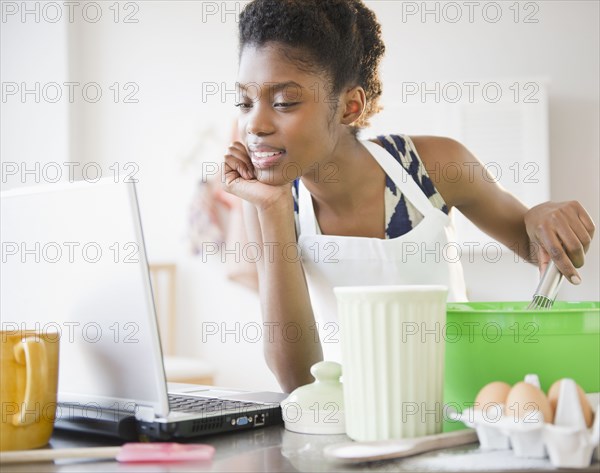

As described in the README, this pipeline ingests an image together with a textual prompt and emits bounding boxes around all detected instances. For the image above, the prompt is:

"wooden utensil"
[323,429,478,464]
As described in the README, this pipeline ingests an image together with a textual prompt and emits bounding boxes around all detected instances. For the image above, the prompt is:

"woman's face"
[237,44,342,186]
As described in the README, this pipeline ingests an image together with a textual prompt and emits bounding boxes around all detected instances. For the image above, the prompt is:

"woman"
[222,0,595,392]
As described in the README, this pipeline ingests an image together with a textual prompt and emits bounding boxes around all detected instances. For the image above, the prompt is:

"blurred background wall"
[2,1,598,391]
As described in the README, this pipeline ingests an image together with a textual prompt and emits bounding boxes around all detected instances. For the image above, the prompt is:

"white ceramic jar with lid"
[280,361,345,435]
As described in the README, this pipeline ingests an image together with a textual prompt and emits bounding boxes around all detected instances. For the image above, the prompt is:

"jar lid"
[280,361,346,435]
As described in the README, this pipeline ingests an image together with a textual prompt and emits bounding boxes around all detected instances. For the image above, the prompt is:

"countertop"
[2,425,599,472]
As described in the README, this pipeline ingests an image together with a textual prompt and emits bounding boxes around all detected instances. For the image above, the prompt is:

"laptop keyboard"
[168,394,260,414]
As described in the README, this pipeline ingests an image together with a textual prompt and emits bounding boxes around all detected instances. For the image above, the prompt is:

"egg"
[505,382,554,424]
[474,381,511,410]
[547,379,594,428]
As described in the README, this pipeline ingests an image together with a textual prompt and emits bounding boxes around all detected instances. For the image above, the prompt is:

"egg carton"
[449,375,600,469]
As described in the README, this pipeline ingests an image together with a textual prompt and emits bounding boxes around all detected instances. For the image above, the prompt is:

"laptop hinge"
[134,405,156,422]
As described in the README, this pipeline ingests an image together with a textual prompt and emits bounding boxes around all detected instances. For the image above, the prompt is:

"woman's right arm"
[244,200,323,392]
[223,142,323,393]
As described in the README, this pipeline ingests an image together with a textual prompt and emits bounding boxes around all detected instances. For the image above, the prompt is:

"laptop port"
[253,414,265,427]
[235,416,249,426]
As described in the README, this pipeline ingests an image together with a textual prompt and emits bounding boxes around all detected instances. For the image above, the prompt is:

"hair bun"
[239,0,385,131]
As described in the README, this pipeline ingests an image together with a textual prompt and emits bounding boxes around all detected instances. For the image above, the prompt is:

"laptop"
[0,178,286,440]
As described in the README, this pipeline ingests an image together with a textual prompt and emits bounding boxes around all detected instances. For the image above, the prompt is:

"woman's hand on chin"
[222,141,292,211]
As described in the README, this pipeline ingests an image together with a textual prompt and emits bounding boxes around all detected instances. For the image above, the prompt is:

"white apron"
[297,139,468,362]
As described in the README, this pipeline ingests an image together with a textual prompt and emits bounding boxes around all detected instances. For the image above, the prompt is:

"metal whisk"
[527,261,564,310]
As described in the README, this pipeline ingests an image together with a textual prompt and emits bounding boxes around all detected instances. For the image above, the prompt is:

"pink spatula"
[0,443,215,464]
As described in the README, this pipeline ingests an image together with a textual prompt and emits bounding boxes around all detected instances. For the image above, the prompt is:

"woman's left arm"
[411,136,596,285]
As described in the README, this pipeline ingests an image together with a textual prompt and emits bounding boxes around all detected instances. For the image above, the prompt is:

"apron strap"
[298,138,440,236]
[360,139,439,218]
[298,178,318,235]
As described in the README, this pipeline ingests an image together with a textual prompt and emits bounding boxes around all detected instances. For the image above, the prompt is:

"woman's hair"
[239,0,385,133]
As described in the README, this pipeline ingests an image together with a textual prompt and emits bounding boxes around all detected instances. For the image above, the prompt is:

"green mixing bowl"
[443,301,599,431]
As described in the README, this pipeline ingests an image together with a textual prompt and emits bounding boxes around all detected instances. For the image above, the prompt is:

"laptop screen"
[1,179,170,418]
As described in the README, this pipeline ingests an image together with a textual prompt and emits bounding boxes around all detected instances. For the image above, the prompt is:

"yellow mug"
[0,330,60,451]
